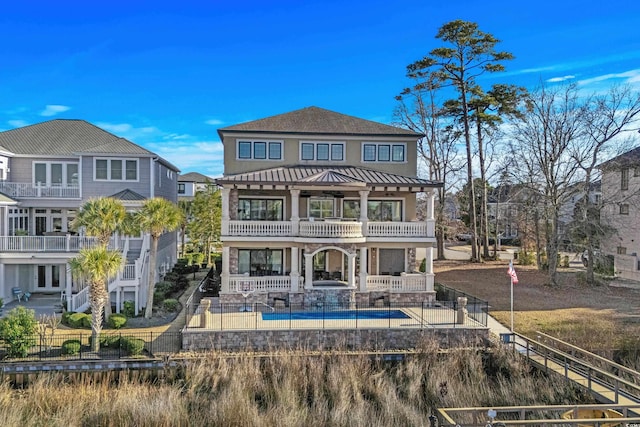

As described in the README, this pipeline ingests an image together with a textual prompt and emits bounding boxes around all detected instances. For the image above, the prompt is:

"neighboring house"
[487,184,526,240]
[600,147,640,281]
[0,119,179,314]
[178,171,213,200]
[557,180,601,247]
[215,106,442,306]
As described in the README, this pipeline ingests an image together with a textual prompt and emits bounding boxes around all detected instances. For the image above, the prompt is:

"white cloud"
[546,75,575,83]
[40,104,71,117]
[163,133,191,140]
[8,119,28,128]
[577,69,640,86]
[146,140,224,176]
[95,122,161,141]
[205,119,224,125]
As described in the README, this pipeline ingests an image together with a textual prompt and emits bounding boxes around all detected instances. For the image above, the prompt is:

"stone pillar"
[359,246,368,291]
[221,187,230,235]
[290,246,300,292]
[304,252,313,290]
[359,190,370,236]
[200,299,211,328]
[290,189,300,235]
[456,296,468,324]
[221,246,230,293]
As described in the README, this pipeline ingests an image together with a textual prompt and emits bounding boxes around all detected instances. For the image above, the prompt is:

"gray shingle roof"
[0,119,153,156]
[216,165,440,188]
[178,172,213,183]
[218,106,423,138]
[599,146,640,169]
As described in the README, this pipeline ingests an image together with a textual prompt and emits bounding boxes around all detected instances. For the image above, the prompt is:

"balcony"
[366,273,433,292]
[0,182,80,199]
[224,219,435,239]
[0,236,100,252]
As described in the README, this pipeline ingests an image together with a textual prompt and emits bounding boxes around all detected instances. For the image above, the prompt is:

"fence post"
[79,333,82,360]
[119,332,122,359]
[149,331,153,356]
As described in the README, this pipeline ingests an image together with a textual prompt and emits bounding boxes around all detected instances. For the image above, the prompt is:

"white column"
[425,246,433,274]
[359,190,370,236]
[290,246,300,292]
[116,287,121,314]
[3,206,8,236]
[290,189,300,235]
[221,246,230,293]
[304,252,313,290]
[359,246,368,291]
[347,253,357,287]
[221,187,230,235]
[426,189,435,220]
[65,265,72,310]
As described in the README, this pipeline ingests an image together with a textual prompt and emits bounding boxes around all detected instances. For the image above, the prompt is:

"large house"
[215,107,441,307]
[600,147,640,281]
[0,119,179,314]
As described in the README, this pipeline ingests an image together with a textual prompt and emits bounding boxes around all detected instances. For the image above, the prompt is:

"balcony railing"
[228,275,300,293]
[0,182,80,198]
[366,273,432,292]
[0,236,100,252]
[224,219,435,239]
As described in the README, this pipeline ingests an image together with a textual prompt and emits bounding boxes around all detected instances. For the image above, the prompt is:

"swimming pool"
[262,309,410,321]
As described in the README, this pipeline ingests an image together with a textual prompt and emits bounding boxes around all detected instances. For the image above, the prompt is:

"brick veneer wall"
[183,327,488,352]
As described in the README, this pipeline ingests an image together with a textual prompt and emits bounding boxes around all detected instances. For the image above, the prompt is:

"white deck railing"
[227,220,291,236]
[299,220,362,238]
[367,221,428,237]
[366,274,430,292]
[0,182,80,198]
[223,219,434,238]
[0,236,100,252]
[228,275,296,293]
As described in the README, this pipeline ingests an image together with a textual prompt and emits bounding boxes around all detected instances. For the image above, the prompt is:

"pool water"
[262,310,410,321]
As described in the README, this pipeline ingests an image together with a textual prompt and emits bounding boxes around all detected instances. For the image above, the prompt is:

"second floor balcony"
[0,181,80,199]
[0,235,101,253]
[224,218,435,239]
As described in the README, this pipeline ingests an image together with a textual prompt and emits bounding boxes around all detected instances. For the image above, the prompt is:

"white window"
[309,199,335,219]
[33,162,79,186]
[362,143,406,162]
[299,141,345,162]
[236,140,282,160]
[94,158,138,181]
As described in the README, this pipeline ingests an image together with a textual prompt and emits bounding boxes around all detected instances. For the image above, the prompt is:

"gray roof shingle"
[178,172,213,183]
[218,106,423,138]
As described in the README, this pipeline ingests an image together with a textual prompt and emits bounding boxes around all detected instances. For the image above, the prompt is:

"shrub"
[518,251,535,266]
[81,314,93,328]
[154,281,173,304]
[61,311,76,326]
[193,252,205,266]
[121,336,145,356]
[163,298,179,312]
[61,339,81,355]
[122,300,136,318]
[419,258,426,273]
[0,306,38,358]
[68,312,91,328]
[92,334,121,348]
[108,313,127,329]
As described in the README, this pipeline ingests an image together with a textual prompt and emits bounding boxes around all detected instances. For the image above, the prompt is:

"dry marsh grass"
[1,341,590,427]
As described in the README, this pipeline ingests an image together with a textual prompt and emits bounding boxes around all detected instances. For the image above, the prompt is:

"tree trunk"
[89,281,107,352]
[476,121,490,259]
[461,91,478,262]
[144,236,159,319]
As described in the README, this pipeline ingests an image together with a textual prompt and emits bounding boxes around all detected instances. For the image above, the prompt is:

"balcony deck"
[225,219,435,239]
[0,236,100,252]
[0,182,80,198]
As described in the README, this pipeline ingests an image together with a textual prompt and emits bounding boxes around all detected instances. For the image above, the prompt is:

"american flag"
[507,261,519,284]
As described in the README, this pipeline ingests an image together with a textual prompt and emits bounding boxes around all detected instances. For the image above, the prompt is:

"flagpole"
[510,275,514,332]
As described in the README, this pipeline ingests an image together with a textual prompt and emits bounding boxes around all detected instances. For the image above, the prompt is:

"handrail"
[505,332,640,403]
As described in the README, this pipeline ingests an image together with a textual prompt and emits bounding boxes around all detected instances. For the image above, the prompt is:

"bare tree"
[510,83,586,286]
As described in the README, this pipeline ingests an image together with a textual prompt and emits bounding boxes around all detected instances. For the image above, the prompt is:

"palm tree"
[69,246,123,351]
[135,197,182,319]
[72,197,127,319]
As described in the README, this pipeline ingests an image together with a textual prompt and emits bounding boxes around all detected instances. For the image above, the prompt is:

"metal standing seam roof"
[216,165,441,187]
[217,106,424,138]
[109,189,147,201]
[178,171,214,183]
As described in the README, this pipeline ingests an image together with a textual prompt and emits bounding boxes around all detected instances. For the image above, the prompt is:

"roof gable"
[218,106,422,139]
[0,119,153,156]
[178,172,213,183]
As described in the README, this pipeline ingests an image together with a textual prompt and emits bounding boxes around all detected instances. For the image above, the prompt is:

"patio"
[1,293,63,318]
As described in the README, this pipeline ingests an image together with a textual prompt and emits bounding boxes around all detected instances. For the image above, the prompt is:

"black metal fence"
[184,300,488,331]
[0,331,182,362]
[435,283,489,325]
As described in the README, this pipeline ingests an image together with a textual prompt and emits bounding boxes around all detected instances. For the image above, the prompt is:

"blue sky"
[1,0,638,177]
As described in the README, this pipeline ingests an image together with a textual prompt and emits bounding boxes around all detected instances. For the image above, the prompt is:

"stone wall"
[183,327,489,352]
[219,290,436,306]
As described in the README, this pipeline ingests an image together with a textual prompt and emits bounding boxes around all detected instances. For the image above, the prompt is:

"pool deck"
[185,306,485,331]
